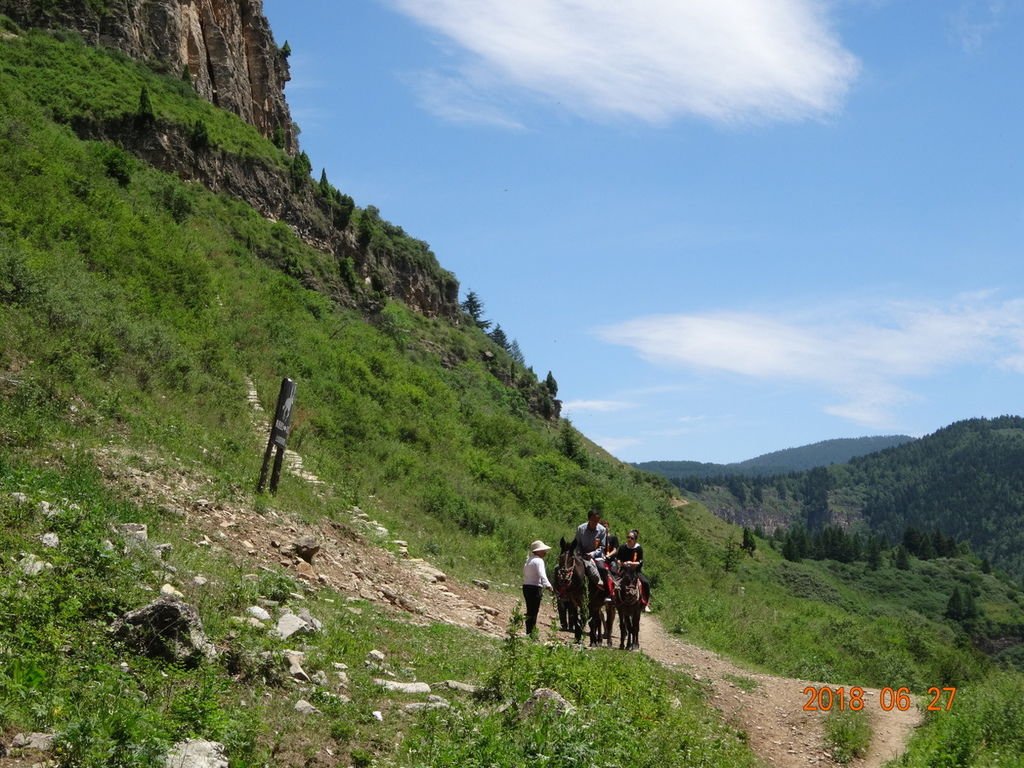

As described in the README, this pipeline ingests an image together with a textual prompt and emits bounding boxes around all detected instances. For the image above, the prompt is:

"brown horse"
[555,538,585,643]
[555,538,604,646]
[612,563,642,650]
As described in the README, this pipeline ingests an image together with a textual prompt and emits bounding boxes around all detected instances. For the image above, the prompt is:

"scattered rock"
[406,559,447,583]
[11,732,56,752]
[366,649,386,666]
[10,492,28,505]
[273,612,312,640]
[473,579,490,590]
[520,688,575,719]
[192,576,208,587]
[111,597,216,667]
[116,523,149,543]
[372,710,384,721]
[294,699,320,715]
[246,606,271,622]
[442,680,479,694]
[40,532,60,548]
[164,738,228,768]
[19,553,52,576]
[284,650,311,682]
[161,583,186,600]
[294,560,317,581]
[291,535,321,564]
[375,679,431,694]
[402,698,450,712]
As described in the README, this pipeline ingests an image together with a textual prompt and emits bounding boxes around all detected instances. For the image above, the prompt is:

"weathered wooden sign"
[258,378,296,494]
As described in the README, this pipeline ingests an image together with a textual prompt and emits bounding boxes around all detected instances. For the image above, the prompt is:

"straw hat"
[530,540,551,554]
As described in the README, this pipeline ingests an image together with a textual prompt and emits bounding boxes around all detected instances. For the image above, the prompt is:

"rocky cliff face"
[0,0,294,153]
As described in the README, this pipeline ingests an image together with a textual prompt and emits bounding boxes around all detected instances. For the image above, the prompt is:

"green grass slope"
[1,23,1023,767]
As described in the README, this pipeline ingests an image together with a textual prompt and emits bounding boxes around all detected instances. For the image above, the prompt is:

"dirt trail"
[630,615,921,768]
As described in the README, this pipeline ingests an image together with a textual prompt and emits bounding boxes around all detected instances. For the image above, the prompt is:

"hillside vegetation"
[672,418,1024,583]
[2,21,1023,767]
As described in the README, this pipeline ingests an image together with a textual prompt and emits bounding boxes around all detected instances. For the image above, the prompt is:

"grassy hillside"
[2,21,1024,767]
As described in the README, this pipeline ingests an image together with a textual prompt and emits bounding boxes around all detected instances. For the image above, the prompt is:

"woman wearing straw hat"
[522,540,554,636]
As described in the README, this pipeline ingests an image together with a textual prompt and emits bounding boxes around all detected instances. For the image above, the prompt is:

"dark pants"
[523,585,543,635]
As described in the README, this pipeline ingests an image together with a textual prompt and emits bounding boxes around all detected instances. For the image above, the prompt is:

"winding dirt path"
[631,615,921,768]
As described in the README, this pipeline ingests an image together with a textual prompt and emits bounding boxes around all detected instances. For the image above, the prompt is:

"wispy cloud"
[598,294,1024,428]
[404,70,527,130]
[385,0,859,126]
[950,0,1007,52]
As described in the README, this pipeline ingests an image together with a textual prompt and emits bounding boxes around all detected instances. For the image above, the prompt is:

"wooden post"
[257,378,296,494]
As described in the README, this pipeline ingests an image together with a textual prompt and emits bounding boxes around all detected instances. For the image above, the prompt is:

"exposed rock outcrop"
[0,0,295,152]
[69,114,461,318]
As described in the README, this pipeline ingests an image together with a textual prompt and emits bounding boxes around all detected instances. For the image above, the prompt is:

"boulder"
[520,688,576,719]
[164,739,228,768]
[112,598,215,667]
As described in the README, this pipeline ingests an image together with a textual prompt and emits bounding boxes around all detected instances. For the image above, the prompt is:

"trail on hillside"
[631,616,920,768]
[79,384,922,768]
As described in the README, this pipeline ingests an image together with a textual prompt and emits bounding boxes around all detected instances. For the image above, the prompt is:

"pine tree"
[508,339,525,365]
[489,324,509,350]
[894,545,911,571]
[136,85,155,127]
[741,527,756,557]
[460,290,491,331]
[544,371,558,398]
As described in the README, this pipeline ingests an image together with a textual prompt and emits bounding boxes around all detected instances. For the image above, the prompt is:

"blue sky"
[262,0,1024,464]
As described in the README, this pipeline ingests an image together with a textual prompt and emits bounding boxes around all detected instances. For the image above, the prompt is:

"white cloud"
[385,0,859,126]
[598,295,1024,428]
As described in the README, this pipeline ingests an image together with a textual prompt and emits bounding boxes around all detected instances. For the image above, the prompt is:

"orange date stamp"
[802,686,957,712]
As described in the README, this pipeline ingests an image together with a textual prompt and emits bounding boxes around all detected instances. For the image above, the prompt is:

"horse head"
[555,537,581,598]
[613,566,642,607]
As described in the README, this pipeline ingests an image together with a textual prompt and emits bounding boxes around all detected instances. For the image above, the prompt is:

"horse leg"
[571,603,583,643]
[590,602,602,647]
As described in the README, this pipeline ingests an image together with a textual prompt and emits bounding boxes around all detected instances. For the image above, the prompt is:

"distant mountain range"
[636,435,915,478]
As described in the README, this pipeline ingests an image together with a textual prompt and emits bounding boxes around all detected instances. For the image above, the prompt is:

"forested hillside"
[674,418,1024,581]
[2,14,1024,768]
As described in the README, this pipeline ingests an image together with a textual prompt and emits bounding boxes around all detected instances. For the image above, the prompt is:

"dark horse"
[555,538,605,646]
[611,561,642,650]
